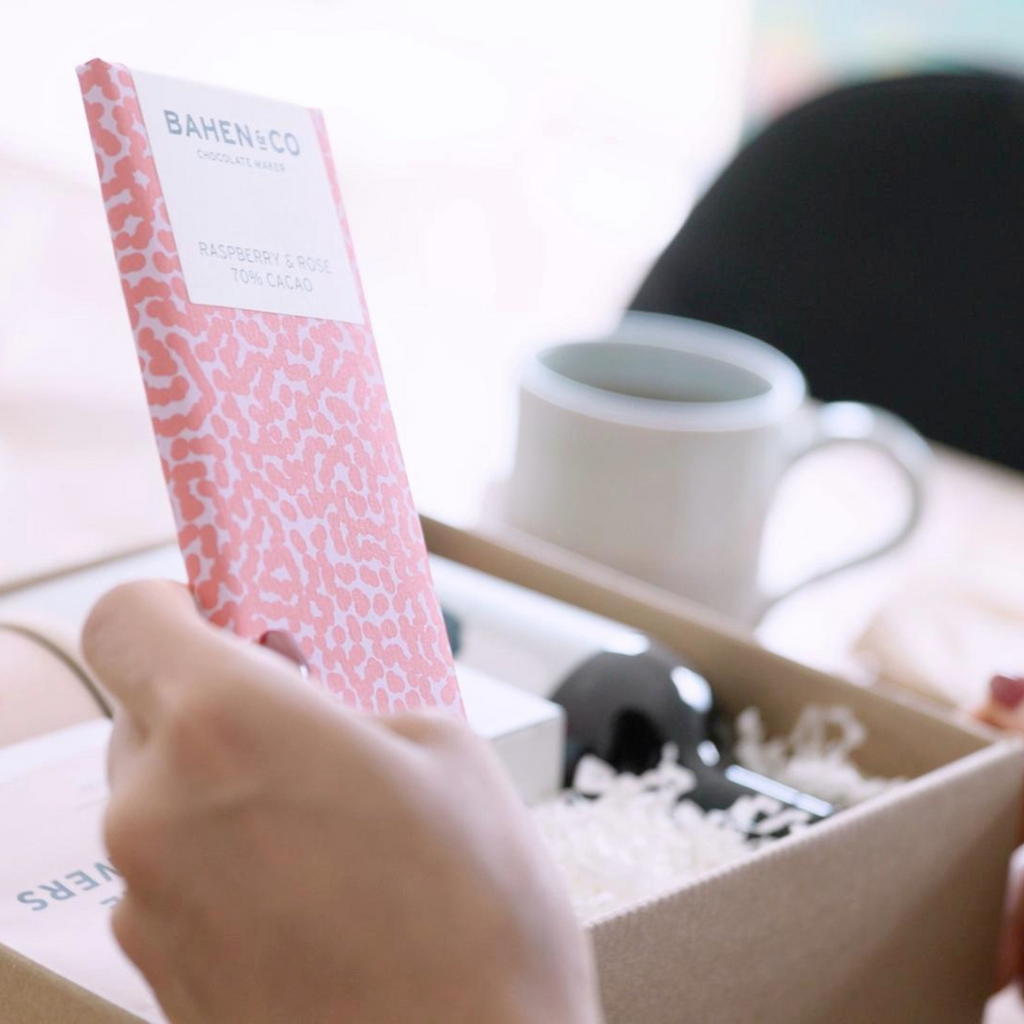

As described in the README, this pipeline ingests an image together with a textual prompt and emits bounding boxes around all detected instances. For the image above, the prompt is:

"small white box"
[457,665,564,805]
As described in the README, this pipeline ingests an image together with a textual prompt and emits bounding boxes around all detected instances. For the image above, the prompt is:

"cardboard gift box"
[1,516,1021,1024]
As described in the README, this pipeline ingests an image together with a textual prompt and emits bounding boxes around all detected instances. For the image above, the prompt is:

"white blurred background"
[7,0,1024,525]
[0,0,752,520]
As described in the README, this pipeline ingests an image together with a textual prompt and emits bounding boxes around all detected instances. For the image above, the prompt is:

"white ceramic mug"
[505,312,929,624]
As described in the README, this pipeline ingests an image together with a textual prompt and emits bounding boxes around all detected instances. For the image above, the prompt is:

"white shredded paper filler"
[533,705,903,922]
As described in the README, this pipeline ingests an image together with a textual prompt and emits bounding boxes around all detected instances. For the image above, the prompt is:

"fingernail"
[258,631,310,676]
[990,674,1024,710]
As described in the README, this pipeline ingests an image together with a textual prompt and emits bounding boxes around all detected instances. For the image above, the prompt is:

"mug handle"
[757,401,931,618]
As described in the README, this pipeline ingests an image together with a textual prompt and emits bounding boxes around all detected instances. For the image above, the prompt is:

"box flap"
[421,517,997,777]
[0,941,143,1023]
[589,739,1022,1024]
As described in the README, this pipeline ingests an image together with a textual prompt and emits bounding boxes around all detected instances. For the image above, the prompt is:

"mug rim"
[522,312,807,432]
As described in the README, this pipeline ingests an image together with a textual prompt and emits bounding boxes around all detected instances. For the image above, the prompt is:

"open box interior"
[422,516,999,777]
[421,517,1024,1024]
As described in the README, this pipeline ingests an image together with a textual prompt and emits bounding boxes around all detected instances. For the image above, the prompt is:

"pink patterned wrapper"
[77,59,461,716]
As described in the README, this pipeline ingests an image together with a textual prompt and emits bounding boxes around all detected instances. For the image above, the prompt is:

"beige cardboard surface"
[1,518,1021,1023]
[592,742,1019,1024]
[0,943,141,1023]
[422,518,997,775]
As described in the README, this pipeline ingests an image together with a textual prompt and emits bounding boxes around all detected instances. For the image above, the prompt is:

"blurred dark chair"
[630,72,1024,471]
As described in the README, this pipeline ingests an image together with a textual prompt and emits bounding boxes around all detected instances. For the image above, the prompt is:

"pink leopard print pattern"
[78,60,461,715]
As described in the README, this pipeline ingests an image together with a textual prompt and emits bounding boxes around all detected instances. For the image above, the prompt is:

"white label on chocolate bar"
[132,69,364,324]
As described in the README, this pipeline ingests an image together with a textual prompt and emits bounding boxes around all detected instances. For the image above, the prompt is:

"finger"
[995,848,1024,991]
[111,894,202,1024]
[383,710,467,747]
[107,707,146,788]
[258,630,311,679]
[994,915,1018,991]
[82,580,227,726]
[83,580,382,756]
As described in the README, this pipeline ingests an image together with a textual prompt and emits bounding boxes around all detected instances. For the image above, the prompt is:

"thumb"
[258,630,310,675]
